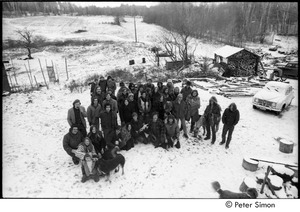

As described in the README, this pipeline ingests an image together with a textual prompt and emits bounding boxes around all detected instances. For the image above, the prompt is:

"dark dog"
[96,153,125,183]
[212,181,258,199]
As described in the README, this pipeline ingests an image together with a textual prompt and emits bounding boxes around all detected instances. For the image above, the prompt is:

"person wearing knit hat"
[68,99,87,137]
[203,96,222,144]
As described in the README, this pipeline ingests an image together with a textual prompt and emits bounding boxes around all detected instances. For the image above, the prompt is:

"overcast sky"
[71,2,159,8]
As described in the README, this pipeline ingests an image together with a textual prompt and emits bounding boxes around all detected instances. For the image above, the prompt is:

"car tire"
[275,104,286,116]
[253,105,257,109]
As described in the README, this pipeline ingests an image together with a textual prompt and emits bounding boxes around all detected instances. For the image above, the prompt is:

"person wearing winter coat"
[187,90,201,133]
[130,112,148,144]
[88,78,98,96]
[87,125,106,155]
[180,81,193,101]
[204,96,222,144]
[98,75,107,94]
[92,86,105,107]
[87,98,102,131]
[138,91,152,124]
[99,103,118,150]
[145,112,166,148]
[102,93,118,114]
[67,99,87,137]
[128,82,136,94]
[166,79,174,95]
[220,103,240,149]
[128,92,138,114]
[157,81,164,94]
[106,76,116,95]
[152,94,165,121]
[164,100,173,119]
[134,84,144,102]
[120,98,135,124]
[162,87,172,102]
[116,81,129,100]
[117,86,129,114]
[145,78,155,95]
[63,125,84,165]
[75,137,99,183]
[120,123,134,151]
[172,94,189,139]
[165,114,180,149]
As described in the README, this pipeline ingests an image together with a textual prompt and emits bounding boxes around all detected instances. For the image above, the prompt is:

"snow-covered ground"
[2,16,298,198]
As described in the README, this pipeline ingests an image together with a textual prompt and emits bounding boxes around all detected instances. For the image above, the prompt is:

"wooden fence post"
[24,64,34,89]
[38,58,49,89]
[34,76,39,88]
[65,57,69,80]
[27,59,33,83]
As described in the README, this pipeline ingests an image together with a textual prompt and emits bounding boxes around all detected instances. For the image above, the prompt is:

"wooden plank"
[260,166,271,194]
[38,59,49,89]
[250,157,298,168]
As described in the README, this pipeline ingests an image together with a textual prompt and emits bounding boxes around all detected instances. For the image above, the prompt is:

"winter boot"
[81,175,88,183]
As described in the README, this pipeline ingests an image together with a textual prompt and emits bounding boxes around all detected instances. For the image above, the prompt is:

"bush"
[106,68,134,82]
[65,80,85,93]
[83,73,102,86]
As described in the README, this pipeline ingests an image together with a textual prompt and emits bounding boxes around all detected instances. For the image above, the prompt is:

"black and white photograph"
[2,1,298,201]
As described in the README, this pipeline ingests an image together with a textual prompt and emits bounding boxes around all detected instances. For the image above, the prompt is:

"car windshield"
[264,85,286,94]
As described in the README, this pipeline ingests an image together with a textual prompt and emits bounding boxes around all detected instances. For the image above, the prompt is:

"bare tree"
[16,28,34,59]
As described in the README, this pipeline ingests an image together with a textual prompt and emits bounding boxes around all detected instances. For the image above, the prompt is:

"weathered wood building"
[213,45,261,77]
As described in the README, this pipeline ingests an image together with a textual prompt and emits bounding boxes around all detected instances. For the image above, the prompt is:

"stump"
[268,175,283,190]
[242,157,259,171]
[271,165,294,182]
[279,139,294,153]
[239,177,257,192]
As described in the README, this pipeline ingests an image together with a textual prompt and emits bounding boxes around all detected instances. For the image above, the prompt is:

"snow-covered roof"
[214,45,244,58]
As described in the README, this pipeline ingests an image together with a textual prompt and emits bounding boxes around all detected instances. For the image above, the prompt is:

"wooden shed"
[214,45,261,77]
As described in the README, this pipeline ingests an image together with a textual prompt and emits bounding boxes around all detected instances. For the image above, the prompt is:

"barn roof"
[214,45,244,58]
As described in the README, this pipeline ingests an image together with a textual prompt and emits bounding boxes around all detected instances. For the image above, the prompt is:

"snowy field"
[2,16,298,198]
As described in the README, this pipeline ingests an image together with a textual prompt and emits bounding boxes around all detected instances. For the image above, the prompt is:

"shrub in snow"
[66,80,85,93]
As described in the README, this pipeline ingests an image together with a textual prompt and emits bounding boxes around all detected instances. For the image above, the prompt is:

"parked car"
[252,81,294,115]
[273,61,298,79]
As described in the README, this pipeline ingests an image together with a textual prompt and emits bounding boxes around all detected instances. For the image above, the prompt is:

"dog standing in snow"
[96,147,125,182]
[212,181,258,199]
[193,114,206,139]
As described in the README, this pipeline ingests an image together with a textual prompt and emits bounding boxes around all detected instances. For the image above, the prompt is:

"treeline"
[2,2,147,16]
[143,2,298,44]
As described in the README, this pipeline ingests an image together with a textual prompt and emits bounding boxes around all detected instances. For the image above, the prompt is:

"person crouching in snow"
[165,114,180,149]
[130,112,148,144]
[145,112,166,149]
[119,123,134,151]
[63,125,84,165]
[75,137,100,183]
[220,103,240,149]
[87,125,106,156]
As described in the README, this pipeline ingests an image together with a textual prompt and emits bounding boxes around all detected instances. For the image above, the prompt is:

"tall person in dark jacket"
[204,96,222,144]
[98,76,107,94]
[180,80,193,101]
[220,103,240,149]
[63,125,84,165]
[99,103,118,150]
[92,86,105,107]
[88,78,98,96]
[120,98,135,124]
[87,98,102,131]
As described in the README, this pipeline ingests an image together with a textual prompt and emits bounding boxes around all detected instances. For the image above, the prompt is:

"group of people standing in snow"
[62,75,240,181]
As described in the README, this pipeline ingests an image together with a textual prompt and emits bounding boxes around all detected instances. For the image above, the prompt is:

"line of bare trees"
[143,2,298,44]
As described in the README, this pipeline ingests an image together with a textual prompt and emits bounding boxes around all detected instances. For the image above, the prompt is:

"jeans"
[221,124,235,146]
